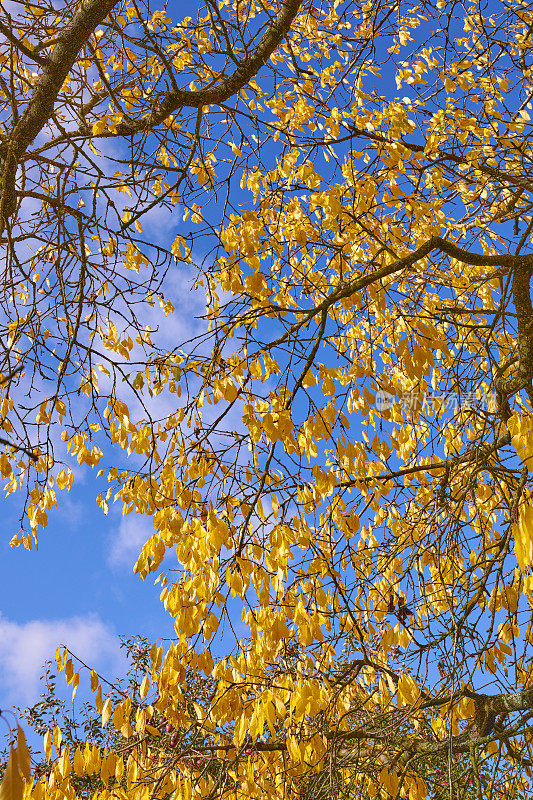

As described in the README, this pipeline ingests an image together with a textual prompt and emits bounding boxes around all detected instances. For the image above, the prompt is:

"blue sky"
[0,249,211,728]
[0,0,217,717]
[0,459,175,708]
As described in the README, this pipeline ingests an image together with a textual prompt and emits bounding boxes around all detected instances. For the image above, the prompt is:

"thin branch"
[0,0,120,226]
[0,18,50,66]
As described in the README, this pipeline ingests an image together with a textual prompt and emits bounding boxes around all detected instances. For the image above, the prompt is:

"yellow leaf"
[52,726,62,752]
[92,116,109,136]
[398,674,420,707]
[0,747,23,800]
[115,755,124,781]
[233,713,247,748]
[380,767,398,797]
[514,504,533,573]
[286,735,301,762]
[16,728,30,781]
[100,753,116,786]
[56,468,69,491]
[456,696,474,720]
[113,703,124,731]
[73,747,84,777]
[140,674,150,699]
[150,643,163,671]
[64,659,74,684]
[102,698,112,727]
[43,731,51,761]
[0,729,30,800]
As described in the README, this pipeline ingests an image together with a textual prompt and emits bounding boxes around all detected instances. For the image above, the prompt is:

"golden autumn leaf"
[513,504,533,574]
[101,699,112,728]
[0,728,31,800]
[0,747,24,800]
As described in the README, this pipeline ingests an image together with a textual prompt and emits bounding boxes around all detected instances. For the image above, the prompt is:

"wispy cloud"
[0,613,123,706]
[107,514,154,569]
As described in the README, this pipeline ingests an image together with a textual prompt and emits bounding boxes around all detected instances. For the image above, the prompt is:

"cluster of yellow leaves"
[0,728,31,800]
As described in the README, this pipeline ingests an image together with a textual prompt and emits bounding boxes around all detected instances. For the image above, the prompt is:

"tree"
[0,0,301,537]
[2,0,533,799]
[2,639,484,800]
[1,638,219,798]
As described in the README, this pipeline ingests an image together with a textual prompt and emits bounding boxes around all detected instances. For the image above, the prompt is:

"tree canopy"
[2,0,533,798]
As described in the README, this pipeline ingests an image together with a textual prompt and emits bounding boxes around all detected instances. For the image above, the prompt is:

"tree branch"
[0,0,119,227]
[0,18,50,66]
[113,0,302,133]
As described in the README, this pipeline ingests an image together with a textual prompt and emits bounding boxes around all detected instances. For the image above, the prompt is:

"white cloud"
[108,514,153,569]
[0,613,122,706]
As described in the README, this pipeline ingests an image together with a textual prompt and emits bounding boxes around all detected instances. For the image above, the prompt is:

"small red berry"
[169,732,179,748]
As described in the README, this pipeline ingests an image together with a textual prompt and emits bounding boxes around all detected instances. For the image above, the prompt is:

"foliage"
[2,0,533,799]
[2,640,486,800]
[1,638,217,797]
[0,724,31,800]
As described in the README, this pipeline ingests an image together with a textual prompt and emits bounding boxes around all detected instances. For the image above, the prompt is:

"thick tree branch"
[0,0,302,227]
[496,257,533,397]
[114,0,302,133]
[340,431,513,486]
[0,435,38,461]
[317,236,531,319]
[0,0,119,227]
[333,237,533,405]
[191,685,533,767]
